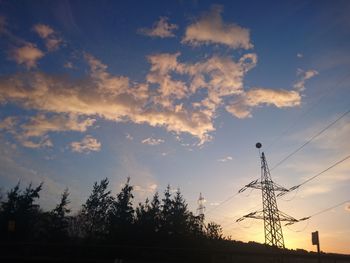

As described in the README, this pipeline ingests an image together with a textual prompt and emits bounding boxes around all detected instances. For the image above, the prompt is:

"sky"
[0,0,349,254]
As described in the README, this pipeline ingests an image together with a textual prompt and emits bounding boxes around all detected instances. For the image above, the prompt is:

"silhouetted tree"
[48,188,71,241]
[187,212,205,239]
[160,184,173,237]
[171,189,189,238]
[80,178,114,240]
[109,177,134,241]
[149,192,161,234]
[0,182,43,241]
[206,221,223,240]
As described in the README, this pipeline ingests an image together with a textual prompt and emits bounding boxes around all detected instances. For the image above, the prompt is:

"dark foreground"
[1,243,350,263]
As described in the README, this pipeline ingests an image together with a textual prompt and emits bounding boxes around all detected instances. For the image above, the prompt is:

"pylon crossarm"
[285,216,310,226]
[277,184,301,197]
[272,182,289,193]
[242,210,265,220]
[278,210,299,222]
[238,179,261,193]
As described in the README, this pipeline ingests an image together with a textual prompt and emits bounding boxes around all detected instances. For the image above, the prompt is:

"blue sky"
[0,0,350,253]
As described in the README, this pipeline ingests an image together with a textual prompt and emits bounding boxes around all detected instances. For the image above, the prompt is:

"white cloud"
[182,5,252,49]
[70,135,101,153]
[33,24,63,51]
[138,17,178,38]
[134,183,158,193]
[141,137,165,146]
[125,133,134,141]
[10,43,45,68]
[293,69,318,91]
[297,53,303,58]
[218,156,233,162]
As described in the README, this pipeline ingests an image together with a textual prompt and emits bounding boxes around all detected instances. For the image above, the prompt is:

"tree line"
[0,178,224,247]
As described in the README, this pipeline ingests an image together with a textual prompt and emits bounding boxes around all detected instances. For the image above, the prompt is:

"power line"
[206,192,240,215]
[270,108,350,171]
[265,73,350,152]
[278,153,350,197]
[285,199,350,226]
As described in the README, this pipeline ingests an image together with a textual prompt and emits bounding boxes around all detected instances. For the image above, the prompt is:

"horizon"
[0,0,349,255]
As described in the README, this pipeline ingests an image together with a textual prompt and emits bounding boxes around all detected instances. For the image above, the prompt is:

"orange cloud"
[33,24,63,51]
[10,43,44,68]
[182,5,252,49]
[138,17,178,38]
[71,135,101,153]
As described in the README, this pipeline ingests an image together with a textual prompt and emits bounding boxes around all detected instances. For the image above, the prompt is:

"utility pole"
[312,231,321,263]
[236,143,298,248]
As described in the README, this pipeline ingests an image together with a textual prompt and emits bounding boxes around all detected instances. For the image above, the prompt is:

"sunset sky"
[0,0,349,254]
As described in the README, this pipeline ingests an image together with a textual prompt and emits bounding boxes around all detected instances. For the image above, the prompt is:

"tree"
[109,177,134,240]
[80,178,114,240]
[206,222,223,240]
[160,185,173,236]
[48,188,71,241]
[0,182,43,241]
[149,192,161,234]
[171,189,189,237]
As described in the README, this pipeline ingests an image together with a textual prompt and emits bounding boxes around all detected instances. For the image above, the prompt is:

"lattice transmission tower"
[197,192,206,217]
[236,143,298,248]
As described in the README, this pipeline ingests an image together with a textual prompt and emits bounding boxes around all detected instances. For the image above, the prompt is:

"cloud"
[20,113,96,137]
[64,61,74,68]
[226,88,301,118]
[138,17,178,38]
[218,156,233,162]
[0,114,95,148]
[125,133,134,141]
[0,116,17,131]
[10,43,45,68]
[141,137,165,146]
[299,184,331,197]
[33,24,63,51]
[0,51,305,145]
[297,53,303,58]
[182,5,252,49]
[134,183,158,193]
[33,24,54,38]
[225,67,318,119]
[70,135,101,153]
[345,203,350,212]
[18,135,53,149]
[293,69,318,91]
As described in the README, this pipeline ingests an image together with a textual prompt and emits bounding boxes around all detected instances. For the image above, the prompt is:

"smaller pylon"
[197,192,206,216]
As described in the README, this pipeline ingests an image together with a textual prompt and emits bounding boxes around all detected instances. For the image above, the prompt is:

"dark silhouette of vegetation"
[0,178,224,246]
[1,179,349,262]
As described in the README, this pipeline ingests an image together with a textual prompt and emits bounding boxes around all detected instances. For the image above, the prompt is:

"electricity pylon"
[236,143,298,248]
[197,192,205,217]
